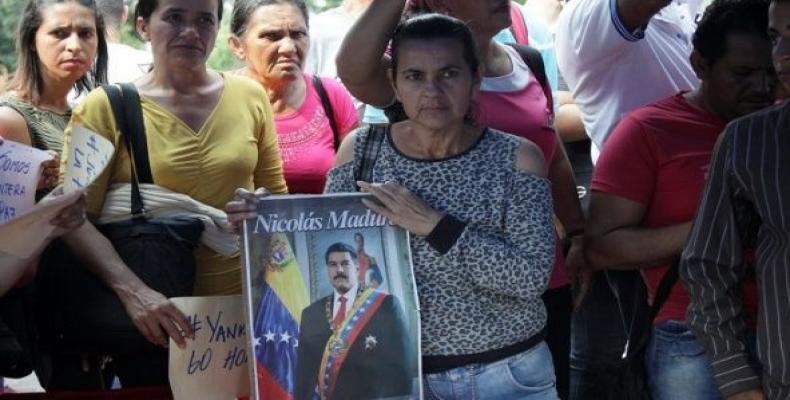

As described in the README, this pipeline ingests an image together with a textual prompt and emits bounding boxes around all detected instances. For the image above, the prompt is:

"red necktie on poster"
[333,296,347,328]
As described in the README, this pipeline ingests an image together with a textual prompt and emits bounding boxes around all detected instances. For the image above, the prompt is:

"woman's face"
[391,38,479,130]
[34,1,98,85]
[137,0,219,70]
[441,0,512,36]
[232,4,309,85]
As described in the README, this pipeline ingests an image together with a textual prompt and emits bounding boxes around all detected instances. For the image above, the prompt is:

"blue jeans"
[424,342,558,400]
[646,320,721,400]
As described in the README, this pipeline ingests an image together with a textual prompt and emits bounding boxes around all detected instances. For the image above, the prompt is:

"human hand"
[49,194,86,238]
[225,187,269,234]
[727,389,765,400]
[119,284,193,349]
[357,181,443,236]
[38,151,59,190]
[565,237,592,308]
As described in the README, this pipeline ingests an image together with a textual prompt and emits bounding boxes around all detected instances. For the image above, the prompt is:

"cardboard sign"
[63,124,114,192]
[0,140,51,223]
[169,296,250,400]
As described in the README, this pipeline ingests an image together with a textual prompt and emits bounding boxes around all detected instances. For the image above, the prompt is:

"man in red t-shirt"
[584,1,777,399]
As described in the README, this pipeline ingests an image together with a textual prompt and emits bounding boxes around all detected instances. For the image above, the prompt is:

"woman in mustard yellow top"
[59,0,286,350]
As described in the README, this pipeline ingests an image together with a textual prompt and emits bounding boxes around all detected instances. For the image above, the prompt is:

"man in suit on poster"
[295,242,412,400]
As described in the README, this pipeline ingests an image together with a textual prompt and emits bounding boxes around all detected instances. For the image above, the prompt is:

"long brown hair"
[7,0,108,104]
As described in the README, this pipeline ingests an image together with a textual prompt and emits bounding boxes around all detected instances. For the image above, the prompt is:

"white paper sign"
[63,124,114,192]
[0,140,51,223]
[0,125,115,258]
[169,296,250,400]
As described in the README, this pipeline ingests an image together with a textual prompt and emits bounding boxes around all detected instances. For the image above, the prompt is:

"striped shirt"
[680,101,790,399]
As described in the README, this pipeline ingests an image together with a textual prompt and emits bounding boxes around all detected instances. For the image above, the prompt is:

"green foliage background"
[0,0,341,73]
[0,0,526,73]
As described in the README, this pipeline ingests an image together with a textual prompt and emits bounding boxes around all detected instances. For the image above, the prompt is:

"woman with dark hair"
[45,0,286,387]
[0,0,107,154]
[228,0,358,194]
[335,2,584,397]
[228,13,559,399]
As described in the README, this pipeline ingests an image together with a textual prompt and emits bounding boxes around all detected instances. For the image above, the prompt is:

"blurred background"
[0,0,528,76]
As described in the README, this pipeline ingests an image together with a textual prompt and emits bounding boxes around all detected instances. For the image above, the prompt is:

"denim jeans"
[646,320,721,400]
[423,342,558,400]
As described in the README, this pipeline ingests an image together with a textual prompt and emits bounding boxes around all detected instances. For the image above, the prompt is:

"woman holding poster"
[228,14,559,400]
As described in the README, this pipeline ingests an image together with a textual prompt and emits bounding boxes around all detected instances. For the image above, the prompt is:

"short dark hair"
[390,13,480,83]
[9,0,108,103]
[230,0,309,38]
[693,0,770,64]
[134,0,223,24]
[95,0,124,28]
[324,242,357,265]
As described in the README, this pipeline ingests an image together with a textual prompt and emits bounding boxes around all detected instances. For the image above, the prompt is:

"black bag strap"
[354,124,387,187]
[312,75,340,151]
[649,262,680,323]
[102,83,152,217]
[612,262,680,358]
[507,43,554,113]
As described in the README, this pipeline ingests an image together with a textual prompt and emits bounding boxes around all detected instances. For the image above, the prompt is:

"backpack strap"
[509,2,529,45]
[508,43,554,113]
[354,125,388,188]
[102,83,152,217]
[312,75,341,151]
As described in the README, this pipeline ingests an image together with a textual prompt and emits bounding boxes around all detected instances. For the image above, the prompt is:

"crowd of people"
[0,0,788,399]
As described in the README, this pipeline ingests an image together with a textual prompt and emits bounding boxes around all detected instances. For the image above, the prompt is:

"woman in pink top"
[229,0,359,194]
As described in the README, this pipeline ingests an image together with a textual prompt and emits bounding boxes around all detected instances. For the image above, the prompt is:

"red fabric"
[275,74,358,194]
[256,361,293,400]
[509,1,529,45]
[592,93,759,324]
[332,296,347,328]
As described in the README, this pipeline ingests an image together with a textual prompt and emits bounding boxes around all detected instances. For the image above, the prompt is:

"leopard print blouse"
[325,125,555,357]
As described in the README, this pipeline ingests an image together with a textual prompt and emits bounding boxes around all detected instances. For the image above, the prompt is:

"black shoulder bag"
[594,264,681,400]
[37,84,203,384]
[353,124,388,186]
[311,75,341,150]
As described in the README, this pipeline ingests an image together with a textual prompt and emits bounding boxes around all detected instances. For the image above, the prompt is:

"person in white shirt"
[556,0,700,161]
[305,0,373,119]
[97,0,151,83]
[69,0,151,107]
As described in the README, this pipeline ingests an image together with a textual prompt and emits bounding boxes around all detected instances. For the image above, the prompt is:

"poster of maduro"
[241,193,421,400]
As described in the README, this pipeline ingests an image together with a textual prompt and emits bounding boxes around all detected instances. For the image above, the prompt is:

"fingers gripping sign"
[357,180,443,237]
[225,187,271,234]
[124,285,194,349]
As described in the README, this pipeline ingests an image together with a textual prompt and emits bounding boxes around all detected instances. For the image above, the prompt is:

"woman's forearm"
[548,135,585,235]
[336,0,404,107]
[62,222,146,298]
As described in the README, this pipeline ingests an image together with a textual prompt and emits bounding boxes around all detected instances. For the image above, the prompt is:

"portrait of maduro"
[294,242,412,400]
[243,193,420,400]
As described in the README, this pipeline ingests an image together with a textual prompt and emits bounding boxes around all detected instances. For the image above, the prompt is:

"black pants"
[544,285,573,400]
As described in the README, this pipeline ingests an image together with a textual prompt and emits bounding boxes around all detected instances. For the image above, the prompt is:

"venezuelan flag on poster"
[254,233,309,400]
